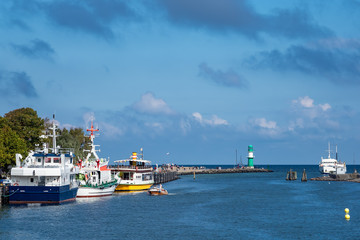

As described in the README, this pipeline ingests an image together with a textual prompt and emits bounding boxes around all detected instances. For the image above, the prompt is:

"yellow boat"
[116,183,153,191]
[114,151,154,191]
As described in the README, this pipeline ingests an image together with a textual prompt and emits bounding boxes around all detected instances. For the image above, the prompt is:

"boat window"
[53,158,60,163]
[142,174,153,181]
[30,178,34,182]
[37,158,42,163]
[45,157,51,163]
[123,172,130,180]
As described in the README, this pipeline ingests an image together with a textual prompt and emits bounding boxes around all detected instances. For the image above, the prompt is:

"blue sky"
[1,0,360,165]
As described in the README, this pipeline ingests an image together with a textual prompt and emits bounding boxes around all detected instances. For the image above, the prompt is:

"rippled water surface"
[1,165,360,240]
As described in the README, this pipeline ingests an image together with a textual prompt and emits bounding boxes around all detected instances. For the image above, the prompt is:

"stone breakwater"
[172,167,273,175]
[310,173,360,183]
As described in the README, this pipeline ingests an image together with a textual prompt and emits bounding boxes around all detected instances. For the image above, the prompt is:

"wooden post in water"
[286,169,297,181]
[301,169,307,182]
[193,171,195,180]
[293,171,297,180]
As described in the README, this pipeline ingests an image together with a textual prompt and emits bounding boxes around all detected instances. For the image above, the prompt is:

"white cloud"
[192,112,228,126]
[83,112,95,128]
[252,118,277,129]
[100,122,124,138]
[293,96,331,112]
[289,96,337,133]
[145,122,164,131]
[192,112,203,122]
[211,115,228,125]
[319,103,331,111]
[132,92,174,115]
[293,96,314,108]
[288,118,304,131]
[300,96,314,108]
[249,118,281,138]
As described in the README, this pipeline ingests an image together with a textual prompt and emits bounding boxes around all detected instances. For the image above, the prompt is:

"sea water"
[1,165,360,240]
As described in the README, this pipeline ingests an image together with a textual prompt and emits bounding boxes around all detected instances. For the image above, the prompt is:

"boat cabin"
[11,149,77,187]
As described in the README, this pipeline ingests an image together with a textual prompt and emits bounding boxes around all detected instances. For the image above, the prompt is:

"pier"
[170,166,273,175]
[311,172,360,183]
[0,185,9,206]
[109,165,272,184]
[153,171,179,184]
[152,166,272,184]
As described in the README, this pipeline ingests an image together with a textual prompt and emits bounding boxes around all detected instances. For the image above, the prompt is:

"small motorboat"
[148,185,168,196]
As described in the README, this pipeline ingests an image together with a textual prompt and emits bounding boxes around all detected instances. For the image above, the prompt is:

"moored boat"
[9,116,79,205]
[114,150,154,191]
[148,184,168,196]
[76,121,117,198]
[319,143,346,174]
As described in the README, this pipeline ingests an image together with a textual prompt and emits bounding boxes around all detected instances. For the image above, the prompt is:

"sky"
[1,0,360,165]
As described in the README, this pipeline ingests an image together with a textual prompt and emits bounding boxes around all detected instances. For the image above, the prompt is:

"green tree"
[70,128,91,160]
[57,127,90,162]
[0,124,27,171]
[0,116,9,129]
[4,108,45,150]
[0,109,91,171]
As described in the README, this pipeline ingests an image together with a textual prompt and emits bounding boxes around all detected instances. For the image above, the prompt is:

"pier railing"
[108,165,152,170]
[153,171,179,184]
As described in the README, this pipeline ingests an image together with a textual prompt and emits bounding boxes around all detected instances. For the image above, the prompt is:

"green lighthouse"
[247,145,254,168]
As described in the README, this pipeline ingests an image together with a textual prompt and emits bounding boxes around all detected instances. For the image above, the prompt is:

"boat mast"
[48,114,59,154]
[85,121,100,162]
[336,144,338,161]
[236,149,237,166]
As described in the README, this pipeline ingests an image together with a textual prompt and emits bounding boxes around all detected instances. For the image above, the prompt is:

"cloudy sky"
[1,0,360,165]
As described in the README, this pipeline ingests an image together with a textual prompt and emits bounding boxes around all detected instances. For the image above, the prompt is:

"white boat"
[319,143,346,174]
[113,150,154,191]
[148,184,168,196]
[76,122,117,198]
[9,116,79,205]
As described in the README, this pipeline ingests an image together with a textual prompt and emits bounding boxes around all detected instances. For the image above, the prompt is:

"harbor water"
[1,165,360,239]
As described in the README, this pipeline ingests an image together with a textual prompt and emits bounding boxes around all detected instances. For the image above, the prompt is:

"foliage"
[4,108,45,150]
[56,127,91,162]
[0,124,27,170]
[0,108,90,172]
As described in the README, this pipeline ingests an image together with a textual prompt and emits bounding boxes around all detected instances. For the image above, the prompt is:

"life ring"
[13,183,19,186]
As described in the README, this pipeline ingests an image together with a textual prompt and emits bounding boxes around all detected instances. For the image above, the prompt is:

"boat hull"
[9,185,78,205]
[115,183,153,191]
[148,189,168,196]
[77,185,116,198]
